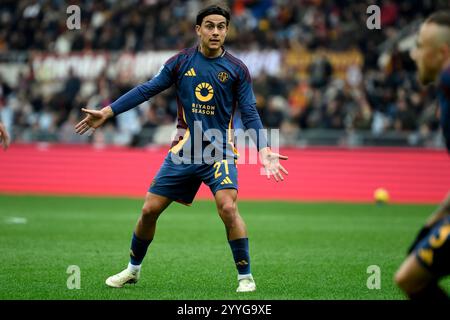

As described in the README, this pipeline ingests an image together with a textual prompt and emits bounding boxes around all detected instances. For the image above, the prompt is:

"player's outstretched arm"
[259,147,288,182]
[75,106,114,135]
[0,122,10,150]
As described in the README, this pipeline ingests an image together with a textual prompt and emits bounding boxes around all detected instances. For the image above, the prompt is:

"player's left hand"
[0,122,10,151]
[259,147,288,182]
[75,106,114,135]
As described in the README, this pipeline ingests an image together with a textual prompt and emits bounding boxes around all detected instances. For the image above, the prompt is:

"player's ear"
[195,25,201,36]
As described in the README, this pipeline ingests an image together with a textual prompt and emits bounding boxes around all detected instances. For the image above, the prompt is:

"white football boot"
[105,268,140,288]
[236,275,256,292]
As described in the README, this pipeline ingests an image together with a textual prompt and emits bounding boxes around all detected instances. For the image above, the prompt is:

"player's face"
[196,14,228,53]
[412,23,446,85]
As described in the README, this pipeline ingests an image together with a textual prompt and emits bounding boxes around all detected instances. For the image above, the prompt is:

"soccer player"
[75,4,288,293]
[394,11,450,301]
[0,122,10,150]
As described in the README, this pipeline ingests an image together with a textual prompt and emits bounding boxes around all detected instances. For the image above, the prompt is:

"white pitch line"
[4,217,28,224]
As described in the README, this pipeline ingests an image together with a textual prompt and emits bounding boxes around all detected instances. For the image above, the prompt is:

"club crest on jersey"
[218,71,229,83]
[195,82,214,102]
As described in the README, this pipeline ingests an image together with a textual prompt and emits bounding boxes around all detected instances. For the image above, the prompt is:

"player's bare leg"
[215,189,256,292]
[106,192,172,288]
[135,192,173,240]
[394,254,448,300]
[395,191,450,299]
[215,189,247,240]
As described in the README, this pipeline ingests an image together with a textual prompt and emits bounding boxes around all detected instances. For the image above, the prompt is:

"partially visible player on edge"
[75,4,288,293]
[394,11,450,301]
[0,122,10,150]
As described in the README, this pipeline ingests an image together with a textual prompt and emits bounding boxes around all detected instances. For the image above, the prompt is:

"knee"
[218,201,237,222]
[141,203,160,222]
[394,270,406,290]
[394,268,413,294]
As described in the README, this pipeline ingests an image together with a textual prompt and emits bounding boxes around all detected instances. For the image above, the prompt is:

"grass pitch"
[0,194,448,300]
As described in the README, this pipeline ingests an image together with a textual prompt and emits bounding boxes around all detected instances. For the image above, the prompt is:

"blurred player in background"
[75,3,288,293]
[0,122,10,150]
[395,11,450,301]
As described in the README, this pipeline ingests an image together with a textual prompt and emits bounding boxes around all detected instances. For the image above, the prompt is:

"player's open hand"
[259,147,288,182]
[0,122,10,150]
[75,106,113,135]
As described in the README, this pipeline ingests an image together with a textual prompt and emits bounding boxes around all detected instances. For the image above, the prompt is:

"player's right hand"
[75,106,114,135]
[0,122,10,150]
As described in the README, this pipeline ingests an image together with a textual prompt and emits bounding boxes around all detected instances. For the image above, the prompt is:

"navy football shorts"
[414,216,450,277]
[149,154,238,205]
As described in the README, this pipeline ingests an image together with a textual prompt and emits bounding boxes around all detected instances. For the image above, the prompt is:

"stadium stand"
[0,0,448,149]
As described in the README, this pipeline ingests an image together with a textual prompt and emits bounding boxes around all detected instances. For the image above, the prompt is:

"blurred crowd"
[0,0,449,147]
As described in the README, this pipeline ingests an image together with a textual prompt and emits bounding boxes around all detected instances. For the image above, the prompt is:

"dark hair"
[196,4,230,26]
[426,11,450,28]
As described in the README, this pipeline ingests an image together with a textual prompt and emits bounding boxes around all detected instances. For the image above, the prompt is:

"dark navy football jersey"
[111,46,266,163]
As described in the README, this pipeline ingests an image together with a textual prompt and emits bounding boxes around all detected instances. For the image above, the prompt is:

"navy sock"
[129,233,152,265]
[228,238,251,275]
